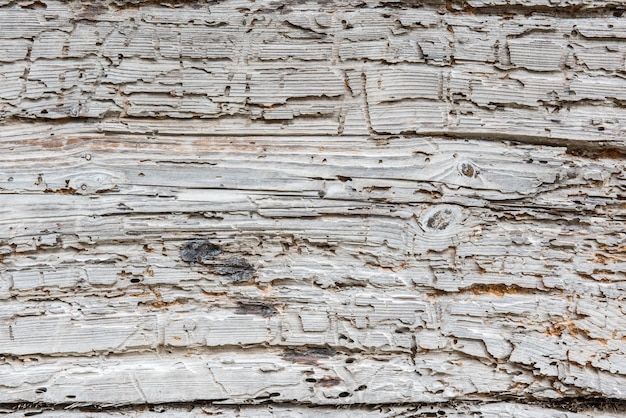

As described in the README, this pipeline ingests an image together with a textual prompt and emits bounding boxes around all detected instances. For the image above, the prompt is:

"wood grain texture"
[1,0,626,415]
[2,403,626,418]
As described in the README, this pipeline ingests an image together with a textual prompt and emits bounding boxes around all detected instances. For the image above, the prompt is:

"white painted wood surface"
[1,403,626,418]
[1,0,626,415]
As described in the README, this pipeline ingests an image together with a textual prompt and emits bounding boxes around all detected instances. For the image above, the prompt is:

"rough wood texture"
[2,403,626,418]
[1,0,626,416]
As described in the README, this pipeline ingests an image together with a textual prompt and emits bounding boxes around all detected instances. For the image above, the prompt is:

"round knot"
[458,160,478,178]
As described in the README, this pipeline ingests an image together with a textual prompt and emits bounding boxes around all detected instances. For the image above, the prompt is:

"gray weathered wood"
[1,403,626,418]
[1,0,626,415]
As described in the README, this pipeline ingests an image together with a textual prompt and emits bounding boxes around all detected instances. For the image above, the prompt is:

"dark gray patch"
[214,258,255,282]
[180,240,222,264]
[283,347,336,364]
[235,302,278,318]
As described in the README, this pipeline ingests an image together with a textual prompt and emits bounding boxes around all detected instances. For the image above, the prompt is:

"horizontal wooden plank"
[3,348,626,405]
[0,134,620,202]
[0,133,625,402]
[1,0,626,144]
[1,403,625,417]
[0,288,625,393]
[2,0,626,412]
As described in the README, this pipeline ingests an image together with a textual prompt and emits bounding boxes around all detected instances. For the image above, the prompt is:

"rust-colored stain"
[466,284,536,296]
[38,136,84,149]
[545,321,591,340]
[595,246,626,263]
[145,286,183,309]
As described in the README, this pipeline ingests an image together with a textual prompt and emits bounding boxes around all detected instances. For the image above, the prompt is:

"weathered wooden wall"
[1,0,626,416]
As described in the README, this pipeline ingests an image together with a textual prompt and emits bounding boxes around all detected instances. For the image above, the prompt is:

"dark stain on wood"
[315,376,342,387]
[180,239,222,264]
[214,258,255,282]
[235,302,278,317]
[283,347,336,365]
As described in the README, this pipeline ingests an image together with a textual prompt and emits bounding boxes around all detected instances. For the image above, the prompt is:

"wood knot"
[425,208,454,231]
[458,160,477,178]
[418,205,463,236]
